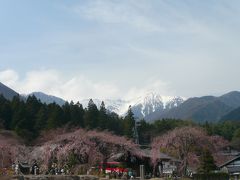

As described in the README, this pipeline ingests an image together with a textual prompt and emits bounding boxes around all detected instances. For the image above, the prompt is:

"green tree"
[15,118,36,141]
[106,112,123,135]
[34,105,48,132]
[213,121,235,140]
[204,121,213,135]
[11,102,26,129]
[47,103,64,129]
[25,96,42,126]
[62,102,71,125]
[0,95,12,129]
[123,106,135,138]
[84,99,99,129]
[138,119,153,144]
[0,101,12,130]
[69,101,85,127]
[98,101,108,130]
[198,148,216,174]
[231,128,240,150]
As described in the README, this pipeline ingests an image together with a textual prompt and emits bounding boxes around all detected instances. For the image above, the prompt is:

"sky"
[0,0,240,101]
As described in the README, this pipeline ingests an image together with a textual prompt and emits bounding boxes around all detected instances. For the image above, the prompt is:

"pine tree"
[0,95,11,129]
[204,121,213,135]
[98,101,107,130]
[70,102,85,127]
[62,102,71,125]
[138,119,153,144]
[231,128,240,150]
[0,101,12,130]
[21,95,42,138]
[123,106,135,138]
[34,106,48,132]
[84,99,99,129]
[198,148,216,174]
[46,103,64,129]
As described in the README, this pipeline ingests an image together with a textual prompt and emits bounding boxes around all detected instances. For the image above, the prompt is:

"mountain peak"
[78,92,185,121]
[0,82,19,100]
[219,91,240,108]
[221,91,240,97]
[129,92,185,120]
[28,92,66,106]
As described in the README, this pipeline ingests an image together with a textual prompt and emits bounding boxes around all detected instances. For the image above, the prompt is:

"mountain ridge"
[1,81,240,123]
[79,93,185,120]
[27,92,66,106]
[157,92,240,123]
[0,82,19,100]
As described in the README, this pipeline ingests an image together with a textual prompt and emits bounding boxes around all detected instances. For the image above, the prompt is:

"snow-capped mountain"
[21,90,184,121]
[80,92,185,121]
[80,98,129,115]
[23,88,184,121]
[165,96,185,110]
[129,92,184,120]
[2,81,240,123]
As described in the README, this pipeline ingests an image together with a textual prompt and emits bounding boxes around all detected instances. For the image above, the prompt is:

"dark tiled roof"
[219,155,240,168]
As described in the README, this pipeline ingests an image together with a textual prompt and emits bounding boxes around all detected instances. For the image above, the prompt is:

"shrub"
[193,173,229,180]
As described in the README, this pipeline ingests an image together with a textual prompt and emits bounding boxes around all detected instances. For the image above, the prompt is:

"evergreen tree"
[10,97,26,130]
[34,105,48,132]
[0,101,12,129]
[11,95,22,110]
[62,102,71,125]
[231,128,240,150]
[0,95,11,129]
[26,95,42,115]
[84,99,99,129]
[11,96,39,140]
[107,112,124,135]
[138,119,153,145]
[15,118,36,141]
[204,121,213,135]
[198,148,216,174]
[23,95,42,138]
[123,106,135,138]
[98,101,108,130]
[70,102,85,127]
[11,103,25,130]
[47,103,64,129]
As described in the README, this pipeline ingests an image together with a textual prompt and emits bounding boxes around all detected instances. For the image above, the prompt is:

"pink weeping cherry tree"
[0,132,29,169]
[151,126,228,176]
[31,128,142,172]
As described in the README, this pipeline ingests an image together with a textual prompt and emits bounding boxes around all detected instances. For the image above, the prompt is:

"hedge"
[193,173,229,180]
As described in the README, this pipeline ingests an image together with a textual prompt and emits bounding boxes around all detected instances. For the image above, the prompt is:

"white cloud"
[71,0,164,32]
[0,69,19,87]
[0,69,173,102]
[0,69,120,101]
[70,0,216,36]
[125,78,173,101]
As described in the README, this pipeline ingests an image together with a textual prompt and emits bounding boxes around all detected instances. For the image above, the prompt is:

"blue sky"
[0,0,240,101]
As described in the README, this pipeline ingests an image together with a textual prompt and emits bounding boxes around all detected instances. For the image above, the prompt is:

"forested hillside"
[0,94,240,148]
[0,95,136,141]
